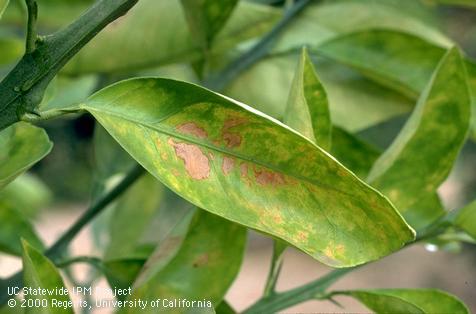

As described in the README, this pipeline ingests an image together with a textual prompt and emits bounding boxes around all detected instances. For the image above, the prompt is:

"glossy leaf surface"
[368,48,471,212]
[180,0,238,49]
[0,122,53,190]
[284,48,331,150]
[453,200,476,239]
[339,289,469,314]
[22,241,73,314]
[82,78,414,267]
[127,210,246,313]
[0,201,43,256]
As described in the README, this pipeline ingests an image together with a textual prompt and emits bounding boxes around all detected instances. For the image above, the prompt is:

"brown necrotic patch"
[169,139,210,180]
[254,167,285,186]
[221,117,247,148]
[176,122,208,139]
[222,156,234,175]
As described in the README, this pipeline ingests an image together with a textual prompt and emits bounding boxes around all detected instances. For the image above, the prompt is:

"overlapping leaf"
[81,78,414,267]
[0,201,43,256]
[126,210,246,313]
[226,55,413,132]
[22,241,73,314]
[63,0,280,75]
[284,48,331,150]
[336,289,468,314]
[180,0,238,49]
[453,200,476,240]
[367,48,471,212]
[0,122,52,190]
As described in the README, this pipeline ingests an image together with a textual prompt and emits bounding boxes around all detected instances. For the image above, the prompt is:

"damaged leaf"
[81,77,415,267]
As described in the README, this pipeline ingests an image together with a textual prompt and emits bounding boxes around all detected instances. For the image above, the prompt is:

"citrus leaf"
[105,174,165,261]
[127,210,246,312]
[368,48,471,212]
[404,193,445,233]
[453,200,476,240]
[337,289,469,314]
[330,127,380,179]
[226,54,413,132]
[315,30,476,139]
[0,0,8,19]
[284,48,331,150]
[0,122,53,190]
[81,77,414,267]
[22,240,74,314]
[431,0,476,8]
[0,38,23,67]
[180,0,239,49]
[0,201,43,256]
[316,30,446,98]
[63,0,280,75]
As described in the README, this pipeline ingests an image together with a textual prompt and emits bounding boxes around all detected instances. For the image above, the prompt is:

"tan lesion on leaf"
[221,117,247,148]
[176,122,208,139]
[297,231,308,242]
[323,243,345,259]
[168,139,210,180]
[254,166,286,186]
[222,156,234,175]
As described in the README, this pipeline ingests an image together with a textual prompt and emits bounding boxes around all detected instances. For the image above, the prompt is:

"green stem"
[56,256,104,271]
[0,164,145,306]
[263,240,287,297]
[0,0,139,131]
[24,0,38,54]
[203,0,311,91]
[244,268,354,314]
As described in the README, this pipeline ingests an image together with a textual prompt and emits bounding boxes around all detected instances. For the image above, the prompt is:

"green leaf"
[0,0,8,19]
[180,0,239,49]
[105,174,165,260]
[404,193,445,232]
[0,122,53,190]
[431,0,476,8]
[104,258,146,299]
[0,173,52,218]
[284,48,331,150]
[367,48,471,212]
[453,200,476,239]
[63,0,280,75]
[0,38,23,67]
[215,301,236,314]
[0,201,43,256]
[226,54,413,132]
[82,77,414,267]
[316,30,446,98]
[337,289,469,314]
[273,0,452,54]
[22,240,74,314]
[330,127,380,179]
[127,210,246,312]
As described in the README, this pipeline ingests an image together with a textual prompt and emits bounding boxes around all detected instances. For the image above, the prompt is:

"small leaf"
[453,200,476,240]
[22,240,74,314]
[127,210,246,312]
[180,0,238,49]
[82,78,414,267]
[284,48,331,150]
[0,122,52,190]
[337,289,469,314]
[0,201,43,256]
[368,48,471,211]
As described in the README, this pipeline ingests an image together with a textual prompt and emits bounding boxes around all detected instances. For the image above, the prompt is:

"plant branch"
[263,240,287,297]
[244,267,354,314]
[0,164,145,306]
[0,0,139,131]
[24,0,38,54]
[203,0,311,91]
